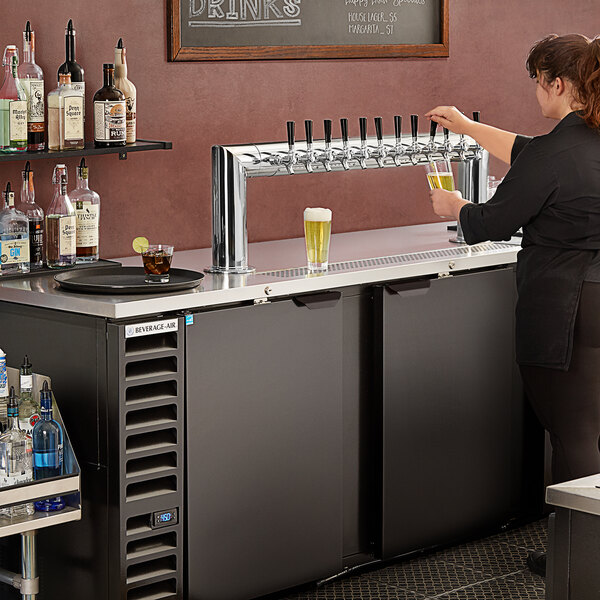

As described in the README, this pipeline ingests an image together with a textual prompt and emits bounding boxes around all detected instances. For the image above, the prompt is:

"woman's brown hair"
[526,34,600,129]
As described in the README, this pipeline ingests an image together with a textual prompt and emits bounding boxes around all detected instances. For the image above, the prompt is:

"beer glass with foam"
[425,159,455,191]
[304,207,332,272]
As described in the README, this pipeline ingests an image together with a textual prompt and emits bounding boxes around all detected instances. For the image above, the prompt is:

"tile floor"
[275,519,547,599]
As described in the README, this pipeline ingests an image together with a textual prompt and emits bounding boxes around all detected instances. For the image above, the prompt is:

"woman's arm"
[424,106,518,165]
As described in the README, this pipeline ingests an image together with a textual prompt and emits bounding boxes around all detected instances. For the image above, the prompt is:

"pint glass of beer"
[425,159,455,191]
[304,207,332,272]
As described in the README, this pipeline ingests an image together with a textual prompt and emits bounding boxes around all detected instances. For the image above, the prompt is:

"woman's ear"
[553,76,567,96]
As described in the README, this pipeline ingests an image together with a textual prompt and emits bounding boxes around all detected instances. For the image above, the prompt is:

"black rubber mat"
[275,519,547,599]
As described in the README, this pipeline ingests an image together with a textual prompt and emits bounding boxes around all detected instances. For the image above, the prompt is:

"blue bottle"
[32,381,65,511]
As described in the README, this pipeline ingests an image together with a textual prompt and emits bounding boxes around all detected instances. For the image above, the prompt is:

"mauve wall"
[0,1,598,259]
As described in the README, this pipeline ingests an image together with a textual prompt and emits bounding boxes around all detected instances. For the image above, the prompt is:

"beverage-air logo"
[125,318,179,339]
[189,0,302,26]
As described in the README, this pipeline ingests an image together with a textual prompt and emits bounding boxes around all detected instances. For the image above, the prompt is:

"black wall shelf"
[0,139,172,162]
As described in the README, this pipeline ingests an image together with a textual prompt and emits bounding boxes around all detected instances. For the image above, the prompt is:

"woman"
[425,33,600,576]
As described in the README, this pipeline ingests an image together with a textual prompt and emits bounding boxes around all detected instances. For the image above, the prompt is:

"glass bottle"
[0,182,30,275]
[17,161,43,269]
[114,38,136,144]
[0,349,7,432]
[18,355,40,436]
[93,63,126,147]
[32,381,65,512]
[0,46,28,152]
[18,22,44,151]
[45,165,76,269]
[47,73,84,151]
[0,386,34,519]
[57,20,84,96]
[70,158,100,263]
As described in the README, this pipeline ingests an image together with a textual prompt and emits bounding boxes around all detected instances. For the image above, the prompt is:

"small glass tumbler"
[142,245,174,283]
[304,208,332,272]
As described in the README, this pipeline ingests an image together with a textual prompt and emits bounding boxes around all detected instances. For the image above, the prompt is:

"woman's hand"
[430,189,469,220]
[425,106,473,135]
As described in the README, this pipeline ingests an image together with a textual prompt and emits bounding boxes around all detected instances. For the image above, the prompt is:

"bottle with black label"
[57,19,84,97]
[93,63,125,147]
[17,161,44,269]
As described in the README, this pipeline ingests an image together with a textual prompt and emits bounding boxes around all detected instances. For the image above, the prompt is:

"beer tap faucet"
[393,115,405,166]
[372,116,387,168]
[410,114,420,164]
[442,127,453,158]
[355,117,370,169]
[302,119,315,173]
[338,118,352,171]
[279,121,297,175]
[426,119,438,155]
[320,119,334,172]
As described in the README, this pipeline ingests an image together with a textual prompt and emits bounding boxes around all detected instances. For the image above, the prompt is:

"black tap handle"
[394,115,402,139]
[287,121,295,147]
[410,114,418,139]
[324,119,332,144]
[359,117,367,143]
[304,120,313,145]
[443,127,449,141]
[472,111,480,123]
[374,117,383,143]
[429,119,438,138]
[340,118,349,143]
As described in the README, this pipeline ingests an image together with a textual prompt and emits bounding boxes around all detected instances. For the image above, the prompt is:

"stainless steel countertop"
[546,474,600,517]
[0,223,520,320]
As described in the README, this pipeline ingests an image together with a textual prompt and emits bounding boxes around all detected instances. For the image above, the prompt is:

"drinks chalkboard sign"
[168,0,448,61]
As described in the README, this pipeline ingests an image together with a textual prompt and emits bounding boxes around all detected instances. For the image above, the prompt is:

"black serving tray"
[54,266,204,294]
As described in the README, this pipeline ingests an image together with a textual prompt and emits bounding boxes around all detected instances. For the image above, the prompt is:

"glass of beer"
[425,159,455,191]
[304,208,332,272]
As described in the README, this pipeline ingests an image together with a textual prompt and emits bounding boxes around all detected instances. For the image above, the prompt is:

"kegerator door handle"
[386,280,431,297]
[293,291,342,309]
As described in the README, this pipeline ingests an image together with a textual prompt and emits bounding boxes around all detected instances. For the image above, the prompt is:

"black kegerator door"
[185,295,343,600]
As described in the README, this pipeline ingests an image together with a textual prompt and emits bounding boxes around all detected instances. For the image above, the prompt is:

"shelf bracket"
[119,151,127,160]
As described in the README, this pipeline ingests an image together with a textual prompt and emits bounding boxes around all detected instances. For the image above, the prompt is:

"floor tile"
[491,519,548,552]
[434,573,545,599]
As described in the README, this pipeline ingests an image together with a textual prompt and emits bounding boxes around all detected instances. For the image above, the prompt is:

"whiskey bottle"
[18,22,45,151]
[0,46,28,152]
[46,165,76,269]
[93,63,126,147]
[32,381,65,512]
[17,161,44,269]
[114,38,136,144]
[57,19,84,96]
[18,355,40,436]
[0,386,34,518]
[0,182,30,275]
[47,72,84,151]
[71,158,100,263]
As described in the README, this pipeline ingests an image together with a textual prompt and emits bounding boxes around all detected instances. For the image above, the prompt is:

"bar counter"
[0,223,520,319]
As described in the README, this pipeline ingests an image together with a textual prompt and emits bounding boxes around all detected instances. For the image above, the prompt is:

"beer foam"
[304,207,332,221]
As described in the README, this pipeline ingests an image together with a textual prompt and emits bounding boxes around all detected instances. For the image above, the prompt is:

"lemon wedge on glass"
[132,236,149,254]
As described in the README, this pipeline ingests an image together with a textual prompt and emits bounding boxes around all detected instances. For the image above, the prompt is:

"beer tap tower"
[209,114,489,274]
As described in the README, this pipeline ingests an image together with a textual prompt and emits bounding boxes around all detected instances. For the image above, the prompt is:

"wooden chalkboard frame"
[167,0,449,61]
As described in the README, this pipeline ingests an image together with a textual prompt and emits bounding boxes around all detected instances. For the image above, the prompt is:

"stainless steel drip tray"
[256,242,518,279]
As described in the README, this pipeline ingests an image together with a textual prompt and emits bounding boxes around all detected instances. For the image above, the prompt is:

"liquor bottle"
[114,38,136,144]
[0,386,34,518]
[17,161,43,269]
[57,20,84,96]
[93,63,125,147]
[0,349,7,431]
[0,182,30,275]
[45,165,76,269]
[18,22,45,151]
[32,381,65,512]
[47,73,84,151]
[18,355,40,435]
[70,158,100,263]
[0,46,28,152]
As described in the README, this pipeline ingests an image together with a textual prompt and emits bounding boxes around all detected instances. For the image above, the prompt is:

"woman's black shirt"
[459,111,600,370]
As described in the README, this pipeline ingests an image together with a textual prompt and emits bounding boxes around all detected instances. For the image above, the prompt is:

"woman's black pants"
[520,281,600,485]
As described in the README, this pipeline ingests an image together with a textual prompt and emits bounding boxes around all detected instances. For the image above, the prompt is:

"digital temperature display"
[151,508,178,529]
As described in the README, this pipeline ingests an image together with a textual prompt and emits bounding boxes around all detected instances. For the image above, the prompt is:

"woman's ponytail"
[577,37,600,130]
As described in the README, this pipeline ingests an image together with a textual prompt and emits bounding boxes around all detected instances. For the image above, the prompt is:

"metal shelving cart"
[0,370,81,600]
